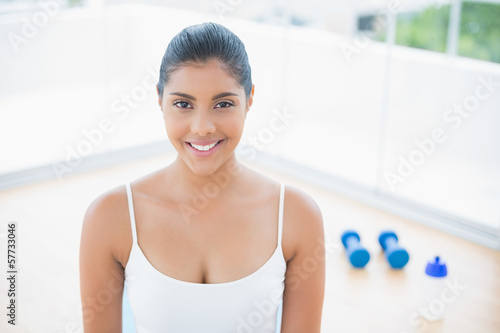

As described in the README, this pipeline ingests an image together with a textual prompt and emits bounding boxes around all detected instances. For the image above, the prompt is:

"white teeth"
[190,141,220,151]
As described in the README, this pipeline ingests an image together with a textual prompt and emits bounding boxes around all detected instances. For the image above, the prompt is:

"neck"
[166,153,244,198]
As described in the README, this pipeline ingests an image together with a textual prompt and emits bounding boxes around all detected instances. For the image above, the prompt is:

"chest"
[127,193,280,284]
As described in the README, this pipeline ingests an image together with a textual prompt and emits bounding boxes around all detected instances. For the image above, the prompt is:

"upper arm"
[79,188,128,333]
[281,186,325,333]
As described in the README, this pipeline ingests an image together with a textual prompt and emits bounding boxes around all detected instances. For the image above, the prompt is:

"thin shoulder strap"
[278,183,285,246]
[125,183,138,244]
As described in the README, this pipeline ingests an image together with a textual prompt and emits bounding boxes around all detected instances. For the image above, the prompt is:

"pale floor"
[0,153,499,333]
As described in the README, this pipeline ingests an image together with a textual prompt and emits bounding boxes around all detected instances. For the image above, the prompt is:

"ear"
[156,84,163,110]
[245,85,255,116]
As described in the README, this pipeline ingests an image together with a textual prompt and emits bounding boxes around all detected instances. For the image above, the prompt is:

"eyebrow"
[168,92,239,101]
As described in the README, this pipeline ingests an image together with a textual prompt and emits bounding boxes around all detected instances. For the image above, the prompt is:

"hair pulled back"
[157,22,253,98]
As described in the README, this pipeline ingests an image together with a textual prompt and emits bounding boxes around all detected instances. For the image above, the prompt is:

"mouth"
[188,140,223,151]
[186,139,225,153]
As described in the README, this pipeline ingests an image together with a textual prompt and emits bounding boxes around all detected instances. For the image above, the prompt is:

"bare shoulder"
[241,166,323,227]
[284,185,323,230]
[81,184,131,267]
[284,185,322,217]
[83,185,129,225]
[282,185,324,260]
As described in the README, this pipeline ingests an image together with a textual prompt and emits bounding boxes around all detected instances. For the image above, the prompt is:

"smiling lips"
[186,139,224,155]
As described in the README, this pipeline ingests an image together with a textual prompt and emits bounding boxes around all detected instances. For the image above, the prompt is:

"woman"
[80,22,324,332]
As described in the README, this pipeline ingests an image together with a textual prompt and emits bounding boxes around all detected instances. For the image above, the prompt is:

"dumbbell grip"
[345,236,360,249]
[383,236,398,250]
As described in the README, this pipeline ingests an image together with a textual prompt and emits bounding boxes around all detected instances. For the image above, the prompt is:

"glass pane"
[459,1,500,63]
[395,2,449,53]
[379,46,500,229]
[267,0,388,189]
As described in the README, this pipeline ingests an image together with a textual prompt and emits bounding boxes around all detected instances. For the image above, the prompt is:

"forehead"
[165,60,243,96]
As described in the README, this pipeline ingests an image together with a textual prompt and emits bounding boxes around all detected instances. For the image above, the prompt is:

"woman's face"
[159,60,253,176]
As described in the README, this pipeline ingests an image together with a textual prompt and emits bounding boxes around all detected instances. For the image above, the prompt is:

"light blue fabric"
[122,283,136,333]
[275,299,283,332]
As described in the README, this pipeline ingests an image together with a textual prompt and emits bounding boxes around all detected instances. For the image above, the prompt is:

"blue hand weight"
[378,230,409,269]
[341,230,370,268]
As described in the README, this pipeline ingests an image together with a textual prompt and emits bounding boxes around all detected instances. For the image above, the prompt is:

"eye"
[214,100,235,109]
[173,100,192,109]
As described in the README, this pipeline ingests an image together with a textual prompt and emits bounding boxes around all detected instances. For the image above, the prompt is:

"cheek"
[163,114,187,141]
[223,114,246,139]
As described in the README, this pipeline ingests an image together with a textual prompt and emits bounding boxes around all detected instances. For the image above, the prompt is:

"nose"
[190,110,216,137]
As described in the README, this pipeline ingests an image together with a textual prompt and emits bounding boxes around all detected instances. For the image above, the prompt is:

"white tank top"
[124,182,287,333]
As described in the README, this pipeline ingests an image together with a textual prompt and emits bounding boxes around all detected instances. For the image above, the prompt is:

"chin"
[183,159,221,177]
[177,142,237,176]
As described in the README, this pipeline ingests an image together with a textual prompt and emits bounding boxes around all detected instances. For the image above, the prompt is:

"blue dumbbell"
[341,230,370,268]
[379,230,409,269]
